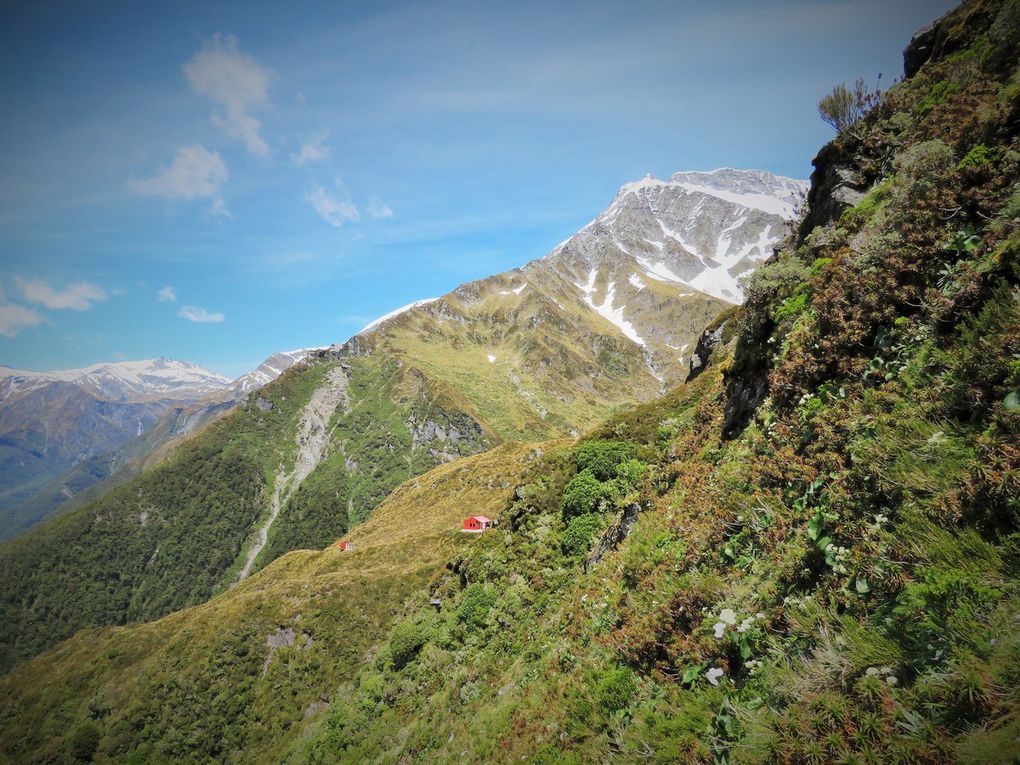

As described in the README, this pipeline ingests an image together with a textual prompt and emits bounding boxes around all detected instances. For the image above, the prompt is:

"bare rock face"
[798,143,869,238]
[687,323,727,382]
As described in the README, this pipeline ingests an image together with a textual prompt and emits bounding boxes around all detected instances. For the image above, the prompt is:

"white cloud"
[0,304,45,337]
[210,197,231,219]
[292,132,331,165]
[183,34,273,156]
[306,181,360,227]
[128,145,228,200]
[368,196,394,219]
[156,286,177,302]
[178,305,225,323]
[16,278,108,311]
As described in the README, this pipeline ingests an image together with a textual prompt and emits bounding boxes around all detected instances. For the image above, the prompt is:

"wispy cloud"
[209,197,231,219]
[183,34,273,156]
[292,132,331,165]
[306,180,360,227]
[178,305,225,323]
[128,145,228,200]
[156,285,177,302]
[16,277,108,311]
[0,304,45,337]
[368,196,394,219]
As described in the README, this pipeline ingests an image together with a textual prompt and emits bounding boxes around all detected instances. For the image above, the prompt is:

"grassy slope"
[270,3,1018,761]
[253,354,496,571]
[0,441,561,764]
[378,271,721,441]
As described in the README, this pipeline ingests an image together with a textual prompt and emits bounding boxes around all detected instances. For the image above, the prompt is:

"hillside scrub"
[0,443,556,763]
[0,1,1017,762]
[283,2,1020,761]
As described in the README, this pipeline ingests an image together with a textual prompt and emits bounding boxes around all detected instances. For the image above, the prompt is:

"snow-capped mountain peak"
[558,167,808,303]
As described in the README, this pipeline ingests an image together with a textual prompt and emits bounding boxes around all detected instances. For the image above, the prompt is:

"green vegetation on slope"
[255,355,494,570]
[273,3,1018,761]
[0,442,558,764]
[0,362,331,671]
[0,351,497,672]
[2,3,1018,763]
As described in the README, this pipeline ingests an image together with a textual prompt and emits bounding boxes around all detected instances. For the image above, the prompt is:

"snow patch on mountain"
[562,168,808,303]
[231,348,327,394]
[575,269,646,347]
[359,298,440,335]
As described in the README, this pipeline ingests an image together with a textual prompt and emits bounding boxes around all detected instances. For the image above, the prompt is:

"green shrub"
[68,722,102,762]
[774,288,810,324]
[389,621,429,670]
[561,514,604,557]
[917,80,960,114]
[575,440,636,480]
[739,252,809,306]
[895,139,955,202]
[594,667,637,716]
[614,458,647,489]
[457,584,497,630]
[561,469,620,520]
[817,78,879,132]
[958,144,993,169]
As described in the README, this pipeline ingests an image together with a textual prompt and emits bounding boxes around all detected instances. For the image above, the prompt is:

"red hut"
[462,515,493,532]
[338,541,354,551]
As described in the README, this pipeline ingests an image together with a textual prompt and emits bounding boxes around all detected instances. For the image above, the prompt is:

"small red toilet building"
[338,541,354,551]
[462,515,493,532]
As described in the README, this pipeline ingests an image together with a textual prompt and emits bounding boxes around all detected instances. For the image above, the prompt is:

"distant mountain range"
[0,351,318,540]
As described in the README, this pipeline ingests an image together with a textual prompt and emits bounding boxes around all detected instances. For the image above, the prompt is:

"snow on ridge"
[229,347,330,393]
[606,168,808,220]
[672,183,798,218]
[358,297,440,335]
[668,168,809,219]
[0,357,231,399]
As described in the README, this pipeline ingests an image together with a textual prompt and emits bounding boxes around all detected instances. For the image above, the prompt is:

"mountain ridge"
[0,165,802,670]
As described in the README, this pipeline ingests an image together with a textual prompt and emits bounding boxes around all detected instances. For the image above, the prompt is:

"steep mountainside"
[0,1,1014,762]
[0,167,800,670]
[0,442,556,763]
[355,168,805,440]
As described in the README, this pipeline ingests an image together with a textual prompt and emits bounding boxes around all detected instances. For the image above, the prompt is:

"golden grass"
[0,440,568,764]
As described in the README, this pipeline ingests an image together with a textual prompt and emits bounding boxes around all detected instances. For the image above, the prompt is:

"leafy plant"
[818,78,879,133]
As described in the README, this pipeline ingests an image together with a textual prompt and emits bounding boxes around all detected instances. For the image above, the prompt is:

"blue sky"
[0,0,956,378]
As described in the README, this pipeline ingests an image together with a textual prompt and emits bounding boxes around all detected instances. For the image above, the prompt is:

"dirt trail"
[236,365,348,582]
